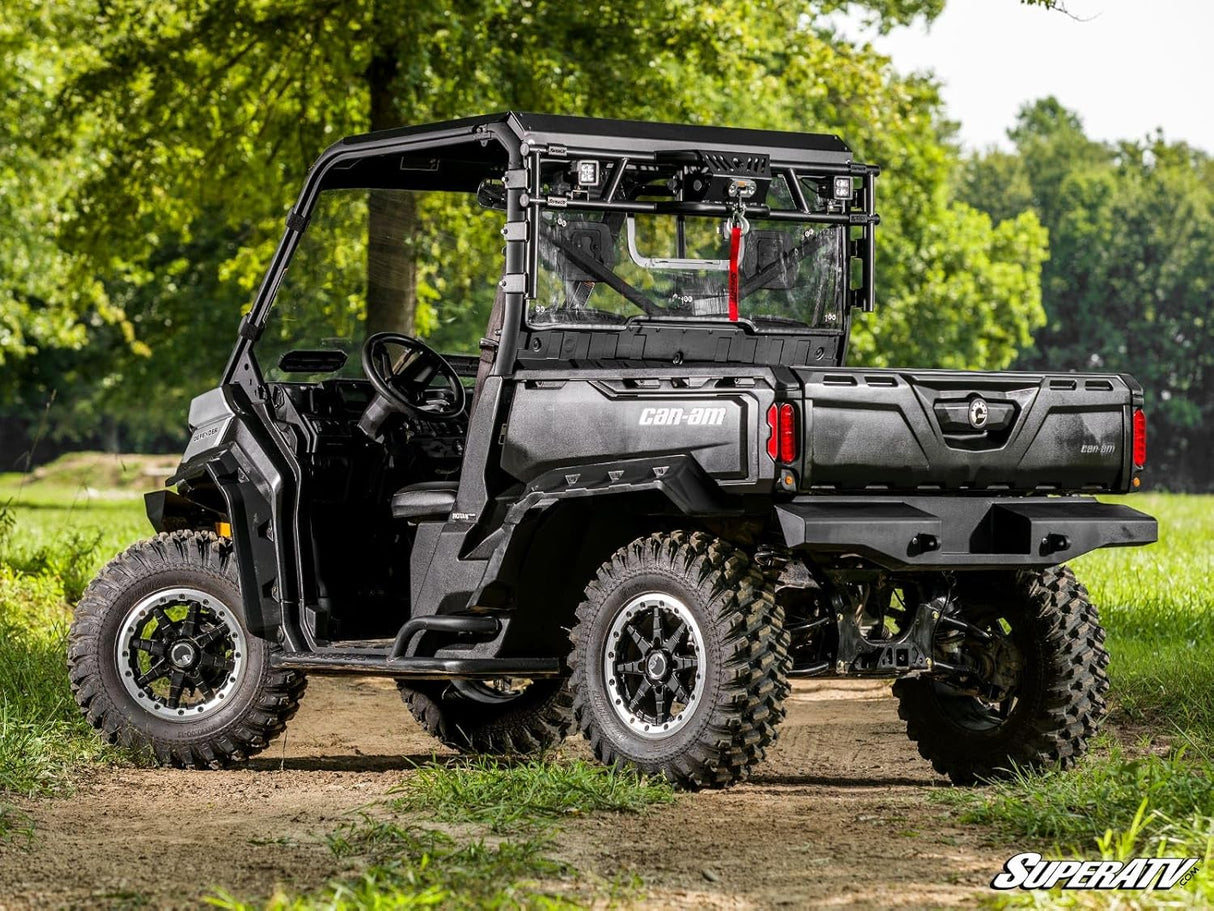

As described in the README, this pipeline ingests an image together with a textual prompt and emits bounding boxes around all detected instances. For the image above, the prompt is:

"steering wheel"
[358,332,466,437]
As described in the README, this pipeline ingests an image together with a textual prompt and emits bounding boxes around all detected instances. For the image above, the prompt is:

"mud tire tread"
[569,531,791,790]
[67,531,306,769]
[893,565,1109,785]
[397,679,574,756]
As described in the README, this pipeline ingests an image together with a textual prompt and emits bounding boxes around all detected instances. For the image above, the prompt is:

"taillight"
[1132,408,1147,468]
[766,403,799,464]
[779,403,797,463]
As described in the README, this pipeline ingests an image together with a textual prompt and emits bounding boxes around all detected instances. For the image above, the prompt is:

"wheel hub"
[645,650,669,681]
[603,593,706,739]
[116,587,247,722]
[168,639,200,670]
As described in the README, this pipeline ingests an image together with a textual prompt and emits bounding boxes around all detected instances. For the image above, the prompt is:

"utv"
[69,113,1156,788]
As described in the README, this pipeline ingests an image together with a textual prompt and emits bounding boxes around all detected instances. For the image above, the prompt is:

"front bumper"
[775,495,1157,570]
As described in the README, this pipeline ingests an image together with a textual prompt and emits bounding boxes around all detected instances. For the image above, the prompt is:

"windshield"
[531,210,845,331]
[253,188,501,381]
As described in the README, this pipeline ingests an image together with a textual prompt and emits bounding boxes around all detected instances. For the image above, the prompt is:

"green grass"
[2,454,1210,903]
[0,563,117,839]
[211,819,580,910]
[943,753,1214,908]
[0,455,154,838]
[942,493,1214,907]
[0,452,162,599]
[1073,494,1214,744]
[210,760,664,909]
[0,497,149,603]
[942,748,1214,847]
[389,757,676,833]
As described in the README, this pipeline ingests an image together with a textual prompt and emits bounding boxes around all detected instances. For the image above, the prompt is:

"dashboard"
[267,378,469,500]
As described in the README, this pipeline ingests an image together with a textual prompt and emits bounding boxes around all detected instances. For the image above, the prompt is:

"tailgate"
[792,368,1141,494]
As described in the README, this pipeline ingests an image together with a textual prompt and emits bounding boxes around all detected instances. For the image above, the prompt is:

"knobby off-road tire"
[570,531,791,789]
[397,678,574,755]
[68,531,306,768]
[893,565,1109,785]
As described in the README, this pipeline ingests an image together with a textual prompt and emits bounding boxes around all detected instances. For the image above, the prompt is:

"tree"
[0,5,128,368]
[2,0,1050,452]
[961,98,1214,490]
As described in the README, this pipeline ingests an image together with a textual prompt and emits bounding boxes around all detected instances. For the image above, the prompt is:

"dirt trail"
[0,678,1011,909]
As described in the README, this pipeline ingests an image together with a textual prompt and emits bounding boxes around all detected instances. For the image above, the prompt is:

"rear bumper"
[774,496,1157,570]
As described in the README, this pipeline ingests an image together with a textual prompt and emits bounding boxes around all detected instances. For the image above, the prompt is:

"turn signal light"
[1132,408,1147,469]
[766,403,798,464]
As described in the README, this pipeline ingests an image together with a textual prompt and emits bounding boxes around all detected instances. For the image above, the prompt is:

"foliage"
[0,0,1051,449]
[207,758,670,908]
[0,557,114,799]
[388,756,676,833]
[959,98,1214,489]
[0,7,126,368]
[851,202,1047,369]
[942,756,1214,909]
[937,492,1214,907]
[1071,493,1214,742]
[210,820,582,910]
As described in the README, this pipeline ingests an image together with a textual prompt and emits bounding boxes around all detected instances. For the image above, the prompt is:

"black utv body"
[69,113,1156,788]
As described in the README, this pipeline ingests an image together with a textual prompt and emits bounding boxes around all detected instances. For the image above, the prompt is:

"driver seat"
[390,480,458,522]
[389,272,505,524]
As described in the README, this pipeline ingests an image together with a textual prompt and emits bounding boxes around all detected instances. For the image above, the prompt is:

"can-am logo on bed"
[638,406,727,427]
[991,853,1199,891]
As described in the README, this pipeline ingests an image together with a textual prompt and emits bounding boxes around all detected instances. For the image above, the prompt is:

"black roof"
[341,112,853,165]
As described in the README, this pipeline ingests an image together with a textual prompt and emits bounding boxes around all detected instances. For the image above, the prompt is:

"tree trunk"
[367,189,418,336]
[365,40,416,336]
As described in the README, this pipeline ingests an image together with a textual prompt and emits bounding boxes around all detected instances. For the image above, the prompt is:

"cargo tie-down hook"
[727,208,750,322]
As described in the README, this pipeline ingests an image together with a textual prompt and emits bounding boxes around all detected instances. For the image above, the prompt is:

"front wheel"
[569,531,791,789]
[894,565,1109,784]
[68,531,306,767]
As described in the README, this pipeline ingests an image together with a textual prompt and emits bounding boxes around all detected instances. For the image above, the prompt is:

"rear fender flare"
[465,454,737,607]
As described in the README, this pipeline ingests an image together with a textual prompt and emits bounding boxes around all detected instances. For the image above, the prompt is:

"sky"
[850,0,1214,153]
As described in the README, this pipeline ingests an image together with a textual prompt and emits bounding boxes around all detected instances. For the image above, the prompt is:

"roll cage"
[222,112,880,397]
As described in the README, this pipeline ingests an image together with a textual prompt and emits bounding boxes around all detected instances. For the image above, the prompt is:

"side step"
[272,652,562,679]
[274,612,561,679]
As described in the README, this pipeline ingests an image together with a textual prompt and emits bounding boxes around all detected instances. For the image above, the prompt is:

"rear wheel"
[68,531,306,767]
[570,531,790,789]
[893,565,1109,784]
[397,677,573,755]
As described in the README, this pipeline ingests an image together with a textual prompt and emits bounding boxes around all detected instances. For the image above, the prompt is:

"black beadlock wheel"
[569,531,791,789]
[397,678,574,755]
[893,565,1109,785]
[68,531,306,768]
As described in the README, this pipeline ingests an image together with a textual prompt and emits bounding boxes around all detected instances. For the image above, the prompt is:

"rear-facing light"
[1132,408,1147,468]
[765,405,780,460]
[779,403,797,462]
[765,403,798,464]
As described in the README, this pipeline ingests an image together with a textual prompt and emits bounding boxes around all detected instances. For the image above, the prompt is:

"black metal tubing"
[271,653,562,679]
[389,615,501,660]
[222,123,517,388]
[527,195,878,226]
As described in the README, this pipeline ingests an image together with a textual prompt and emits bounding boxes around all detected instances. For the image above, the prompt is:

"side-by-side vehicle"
[69,113,1156,787]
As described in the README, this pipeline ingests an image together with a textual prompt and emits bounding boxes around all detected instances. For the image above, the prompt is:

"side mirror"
[476,179,506,211]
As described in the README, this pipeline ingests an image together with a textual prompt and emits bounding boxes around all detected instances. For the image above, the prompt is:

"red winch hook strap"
[728,222,742,322]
